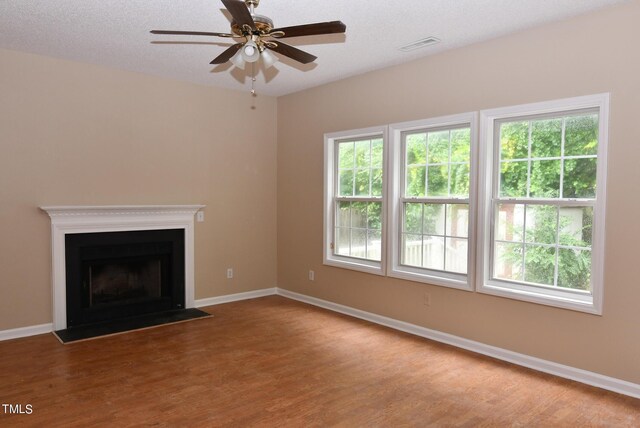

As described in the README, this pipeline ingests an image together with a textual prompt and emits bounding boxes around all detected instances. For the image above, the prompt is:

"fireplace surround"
[40,205,204,330]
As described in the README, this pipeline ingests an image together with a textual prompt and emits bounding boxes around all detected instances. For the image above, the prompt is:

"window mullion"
[554,206,561,287]
[526,122,532,198]
[522,203,528,282]
[494,198,595,207]
[560,118,567,199]
[402,197,469,204]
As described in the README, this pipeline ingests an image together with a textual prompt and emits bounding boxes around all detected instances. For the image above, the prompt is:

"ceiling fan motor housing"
[231,14,273,35]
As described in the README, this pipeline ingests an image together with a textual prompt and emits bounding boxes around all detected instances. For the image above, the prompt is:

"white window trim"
[477,94,609,314]
[324,125,388,275]
[388,112,478,291]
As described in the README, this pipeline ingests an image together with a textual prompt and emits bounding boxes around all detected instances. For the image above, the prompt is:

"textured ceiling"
[0,0,629,96]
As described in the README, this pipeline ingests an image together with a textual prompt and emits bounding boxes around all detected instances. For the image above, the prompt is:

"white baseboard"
[195,287,277,308]
[0,323,53,342]
[276,288,640,400]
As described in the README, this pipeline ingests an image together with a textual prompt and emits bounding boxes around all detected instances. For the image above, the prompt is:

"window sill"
[388,267,472,291]
[323,256,385,276]
[478,281,601,315]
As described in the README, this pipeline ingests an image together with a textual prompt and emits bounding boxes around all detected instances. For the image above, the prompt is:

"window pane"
[531,118,562,158]
[530,160,560,198]
[450,128,471,163]
[367,230,382,261]
[423,204,445,235]
[355,169,371,196]
[500,121,529,160]
[450,164,470,197]
[355,140,370,168]
[557,248,591,291]
[351,229,367,259]
[338,142,354,169]
[559,207,593,247]
[427,165,448,197]
[446,238,468,274]
[500,161,528,198]
[406,134,427,165]
[427,131,449,164]
[446,204,469,238]
[525,205,557,245]
[371,168,383,197]
[371,139,384,168]
[563,158,597,198]
[367,202,382,230]
[565,114,598,156]
[494,242,523,281]
[335,227,350,256]
[404,203,423,234]
[406,166,426,197]
[351,202,367,229]
[402,234,422,267]
[423,236,445,271]
[496,204,524,242]
[339,169,354,196]
[336,201,351,228]
[524,244,556,285]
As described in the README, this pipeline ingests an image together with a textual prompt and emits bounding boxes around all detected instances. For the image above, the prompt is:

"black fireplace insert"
[65,229,185,328]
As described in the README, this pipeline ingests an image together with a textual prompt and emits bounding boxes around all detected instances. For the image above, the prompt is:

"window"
[324,126,387,274]
[323,94,608,314]
[478,94,609,314]
[388,113,477,289]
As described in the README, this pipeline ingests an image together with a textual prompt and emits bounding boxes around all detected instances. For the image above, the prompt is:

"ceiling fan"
[151,0,346,70]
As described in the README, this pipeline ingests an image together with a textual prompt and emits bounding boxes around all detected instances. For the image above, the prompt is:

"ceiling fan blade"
[267,42,317,64]
[151,30,235,38]
[210,43,242,64]
[271,21,346,38]
[221,0,255,30]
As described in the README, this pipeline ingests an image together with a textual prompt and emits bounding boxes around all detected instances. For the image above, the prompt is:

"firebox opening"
[88,258,163,306]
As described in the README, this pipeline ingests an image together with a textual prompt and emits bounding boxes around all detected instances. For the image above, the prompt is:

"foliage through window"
[479,94,608,314]
[494,112,598,291]
[331,134,384,266]
[401,127,471,274]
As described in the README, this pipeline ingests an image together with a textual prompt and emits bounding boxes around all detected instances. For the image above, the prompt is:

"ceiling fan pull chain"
[251,62,257,97]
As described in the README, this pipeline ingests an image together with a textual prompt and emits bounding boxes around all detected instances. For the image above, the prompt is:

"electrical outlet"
[309,270,315,281]
[226,268,233,279]
[196,211,205,222]
[424,292,431,307]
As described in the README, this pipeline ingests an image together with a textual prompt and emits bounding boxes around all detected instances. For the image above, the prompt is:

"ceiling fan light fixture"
[230,49,246,69]
[241,40,260,62]
[260,48,278,68]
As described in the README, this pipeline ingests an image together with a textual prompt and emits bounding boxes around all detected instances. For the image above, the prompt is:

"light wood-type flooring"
[1,295,638,426]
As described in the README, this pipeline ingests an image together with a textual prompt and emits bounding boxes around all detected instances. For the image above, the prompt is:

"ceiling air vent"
[399,37,441,52]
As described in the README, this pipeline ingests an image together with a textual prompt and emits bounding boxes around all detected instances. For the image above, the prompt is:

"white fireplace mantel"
[40,205,205,330]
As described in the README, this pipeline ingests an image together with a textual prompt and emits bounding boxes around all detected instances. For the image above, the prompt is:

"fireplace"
[65,229,185,328]
[40,205,204,331]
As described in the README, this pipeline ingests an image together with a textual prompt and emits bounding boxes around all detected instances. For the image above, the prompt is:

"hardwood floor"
[1,295,638,426]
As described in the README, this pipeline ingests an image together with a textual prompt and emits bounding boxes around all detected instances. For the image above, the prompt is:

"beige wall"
[277,1,640,384]
[0,49,278,330]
